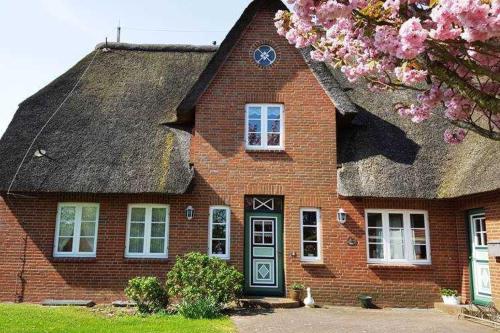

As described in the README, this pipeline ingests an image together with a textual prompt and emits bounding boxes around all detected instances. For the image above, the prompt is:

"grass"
[0,303,236,333]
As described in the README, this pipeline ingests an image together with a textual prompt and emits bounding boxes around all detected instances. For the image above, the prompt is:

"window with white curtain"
[365,209,430,264]
[54,203,99,257]
[208,206,230,259]
[126,204,169,258]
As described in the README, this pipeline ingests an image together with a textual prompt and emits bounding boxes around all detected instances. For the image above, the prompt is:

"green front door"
[244,196,284,296]
[469,210,492,305]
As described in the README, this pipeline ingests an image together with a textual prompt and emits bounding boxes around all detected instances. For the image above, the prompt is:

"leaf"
[429,0,439,7]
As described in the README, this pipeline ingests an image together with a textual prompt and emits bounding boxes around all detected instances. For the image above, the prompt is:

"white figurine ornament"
[303,287,315,308]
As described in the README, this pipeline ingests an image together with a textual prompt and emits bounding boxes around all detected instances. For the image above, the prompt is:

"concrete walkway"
[231,306,496,333]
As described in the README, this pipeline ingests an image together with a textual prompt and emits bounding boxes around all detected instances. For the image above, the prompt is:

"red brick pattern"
[0,3,498,308]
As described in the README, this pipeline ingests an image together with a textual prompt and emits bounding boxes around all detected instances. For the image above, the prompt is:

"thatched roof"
[0,43,216,194]
[175,0,357,123]
[336,70,500,199]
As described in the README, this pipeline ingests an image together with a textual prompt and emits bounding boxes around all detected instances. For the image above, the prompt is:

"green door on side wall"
[469,210,492,305]
[244,196,284,296]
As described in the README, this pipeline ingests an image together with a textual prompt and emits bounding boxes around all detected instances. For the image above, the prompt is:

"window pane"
[412,229,426,245]
[58,238,73,252]
[248,133,261,146]
[60,207,76,222]
[368,228,383,242]
[389,214,403,228]
[150,239,165,254]
[303,243,318,257]
[248,120,261,132]
[213,209,227,224]
[303,226,317,241]
[130,223,145,237]
[82,207,97,221]
[264,233,273,244]
[248,107,261,119]
[212,225,226,239]
[268,120,280,133]
[410,214,425,229]
[263,222,272,232]
[131,208,146,222]
[152,208,166,222]
[79,238,94,253]
[59,220,75,237]
[151,223,166,237]
[267,107,281,119]
[413,245,427,260]
[369,243,384,259]
[129,238,144,253]
[80,222,95,237]
[254,235,263,244]
[212,240,226,255]
[367,213,382,227]
[254,222,262,232]
[302,211,318,225]
[390,239,405,259]
[267,134,280,146]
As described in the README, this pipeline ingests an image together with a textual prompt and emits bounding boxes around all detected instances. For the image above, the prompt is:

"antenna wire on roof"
[6,49,100,195]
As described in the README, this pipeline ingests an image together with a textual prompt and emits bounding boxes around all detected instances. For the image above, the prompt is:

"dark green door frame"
[467,208,492,305]
[243,196,285,297]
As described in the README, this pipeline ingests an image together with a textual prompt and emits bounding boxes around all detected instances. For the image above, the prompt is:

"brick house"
[0,0,498,308]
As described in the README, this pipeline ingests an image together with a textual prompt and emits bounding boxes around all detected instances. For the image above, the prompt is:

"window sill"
[51,257,97,263]
[367,263,432,270]
[123,257,169,263]
[300,260,325,267]
[246,149,286,153]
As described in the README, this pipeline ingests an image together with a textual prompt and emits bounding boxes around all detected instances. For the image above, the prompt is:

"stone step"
[41,299,95,307]
[239,297,300,309]
[434,302,467,316]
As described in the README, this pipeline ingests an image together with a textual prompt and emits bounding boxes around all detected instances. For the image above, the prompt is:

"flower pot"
[441,295,459,305]
[290,289,303,302]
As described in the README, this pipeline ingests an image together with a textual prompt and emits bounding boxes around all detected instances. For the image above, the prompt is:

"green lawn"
[0,304,236,333]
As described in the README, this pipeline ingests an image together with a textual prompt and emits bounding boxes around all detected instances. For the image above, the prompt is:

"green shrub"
[124,276,168,314]
[166,252,243,315]
[440,288,458,297]
[177,296,222,319]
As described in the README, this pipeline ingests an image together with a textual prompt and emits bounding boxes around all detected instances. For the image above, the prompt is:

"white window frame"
[53,203,100,258]
[208,206,231,260]
[125,204,169,259]
[300,208,322,262]
[365,209,431,265]
[245,104,284,151]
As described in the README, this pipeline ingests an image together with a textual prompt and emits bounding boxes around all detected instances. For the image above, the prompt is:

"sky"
[0,0,272,137]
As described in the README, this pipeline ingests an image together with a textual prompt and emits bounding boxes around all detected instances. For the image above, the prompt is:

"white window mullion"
[403,213,412,262]
[145,207,152,256]
[382,213,390,263]
[73,206,82,255]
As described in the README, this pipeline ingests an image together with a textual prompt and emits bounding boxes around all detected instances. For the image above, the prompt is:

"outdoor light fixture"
[185,206,195,220]
[337,208,347,224]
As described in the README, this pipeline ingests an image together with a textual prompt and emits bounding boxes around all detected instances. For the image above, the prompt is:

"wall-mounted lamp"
[337,208,347,224]
[185,206,195,220]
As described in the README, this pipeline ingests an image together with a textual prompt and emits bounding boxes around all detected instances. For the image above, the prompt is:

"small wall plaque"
[347,237,358,247]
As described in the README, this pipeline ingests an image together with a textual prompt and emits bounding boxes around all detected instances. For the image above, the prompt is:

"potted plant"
[289,283,305,302]
[440,288,460,305]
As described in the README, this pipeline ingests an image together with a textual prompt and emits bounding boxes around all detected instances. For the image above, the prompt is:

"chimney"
[117,21,121,43]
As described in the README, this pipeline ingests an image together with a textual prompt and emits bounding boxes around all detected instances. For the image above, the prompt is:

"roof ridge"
[95,42,219,52]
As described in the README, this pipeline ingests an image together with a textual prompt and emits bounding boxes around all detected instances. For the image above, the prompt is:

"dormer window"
[245,104,284,151]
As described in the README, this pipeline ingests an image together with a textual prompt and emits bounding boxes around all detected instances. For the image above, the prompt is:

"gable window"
[54,203,99,257]
[365,209,431,264]
[245,104,284,150]
[126,204,169,259]
[300,208,321,262]
[209,206,230,259]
